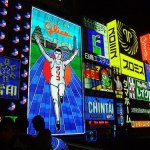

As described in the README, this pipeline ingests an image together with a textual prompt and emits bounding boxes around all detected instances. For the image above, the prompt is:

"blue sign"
[0,56,20,99]
[85,96,114,120]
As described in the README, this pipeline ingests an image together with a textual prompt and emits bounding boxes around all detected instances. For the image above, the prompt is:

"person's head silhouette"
[32,115,45,132]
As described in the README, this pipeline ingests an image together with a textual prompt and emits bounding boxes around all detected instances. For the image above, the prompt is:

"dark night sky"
[79,0,150,36]
[34,0,150,36]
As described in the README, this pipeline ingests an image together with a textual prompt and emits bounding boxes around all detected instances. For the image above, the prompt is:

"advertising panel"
[120,54,145,81]
[84,63,113,98]
[145,63,150,89]
[131,121,150,128]
[107,20,121,68]
[128,77,149,101]
[130,100,150,126]
[122,75,131,124]
[28,7,84,135]
[114,74,124,99]
[116,103,125,126]
[140,33,150,64]
[83,17,109,67]
[85,96,114,121]
[117,20,141,60]
[0,56,20,99]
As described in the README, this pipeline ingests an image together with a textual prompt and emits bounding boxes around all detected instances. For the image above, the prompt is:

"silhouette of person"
[34,34,78,130]
[0,117,16,150]
[14,116,35,150]
[32,115,52,150]
[114,75,123,91]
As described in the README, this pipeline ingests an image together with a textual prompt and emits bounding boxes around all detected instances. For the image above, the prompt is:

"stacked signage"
[1,1,150,139]
[107,20,150,128]
[83,17,115,133]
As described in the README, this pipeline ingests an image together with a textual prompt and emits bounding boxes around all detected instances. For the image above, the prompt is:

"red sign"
[140,33,150,64]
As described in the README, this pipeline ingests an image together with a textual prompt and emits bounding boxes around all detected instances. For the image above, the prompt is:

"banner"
[107,20,120,68]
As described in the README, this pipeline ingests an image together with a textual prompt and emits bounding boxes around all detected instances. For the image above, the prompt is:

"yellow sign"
[107,20,121,68]
[120,54,145,80]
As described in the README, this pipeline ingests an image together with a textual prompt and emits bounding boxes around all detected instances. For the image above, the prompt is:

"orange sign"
[131,121,150,128]
[140,33,150,64]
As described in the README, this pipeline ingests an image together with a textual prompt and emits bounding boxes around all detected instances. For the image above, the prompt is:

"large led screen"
[28,7,84,135]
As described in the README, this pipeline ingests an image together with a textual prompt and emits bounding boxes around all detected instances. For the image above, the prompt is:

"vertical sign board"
[107,20,120,69]
[0,0,30,116]
[28,7,84,135]
[140,33,150,64]
[145,63,150,89]
[114,74,124,99]
[83,17,109,67]
[122,75,131,125]
[116,103,125,126]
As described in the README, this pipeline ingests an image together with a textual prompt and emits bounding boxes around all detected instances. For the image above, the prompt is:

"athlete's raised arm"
[64,49,78,65]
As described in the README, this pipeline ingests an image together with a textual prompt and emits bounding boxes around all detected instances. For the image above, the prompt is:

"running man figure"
[34,34,78,131]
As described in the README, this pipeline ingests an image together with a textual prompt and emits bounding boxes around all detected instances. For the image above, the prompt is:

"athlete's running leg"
[51,84,60,130]
[58,83,65,103]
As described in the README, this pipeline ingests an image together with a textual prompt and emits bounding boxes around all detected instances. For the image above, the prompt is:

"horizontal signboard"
[120,54,145,80]
[85,96,114,121]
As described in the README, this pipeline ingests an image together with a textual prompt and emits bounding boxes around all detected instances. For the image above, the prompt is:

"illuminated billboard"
[120,54,145,81]
[122,75,131,124]
[0,56,20,99]
[145,63,150,89]
[83,17,109,67]
[84,63,113,97]
[128,77,149,101]
[116,103,125,126]
[28,7,84,135]
[116,20,140,60]
[131,121,150,128]
[114,74,124,99]
[130,99,150,127]
[107,20,120,69]
[107,20,144,81]
[85,96,114,121]
[140,33,150,64]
